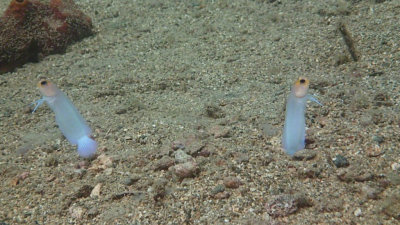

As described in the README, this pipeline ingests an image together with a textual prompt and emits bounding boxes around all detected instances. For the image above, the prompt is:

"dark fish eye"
[15,0,24,3]
[40,80,48,86]
[299,79,306,84]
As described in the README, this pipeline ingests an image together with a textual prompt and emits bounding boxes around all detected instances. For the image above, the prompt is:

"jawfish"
[33,79,97,158]
[282,77,322,155]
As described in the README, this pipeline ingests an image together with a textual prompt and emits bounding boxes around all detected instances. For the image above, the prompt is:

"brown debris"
[223,177,242,189]
[338,21,360,62]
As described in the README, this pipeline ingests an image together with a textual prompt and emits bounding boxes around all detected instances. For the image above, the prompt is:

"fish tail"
[77,136,97,158]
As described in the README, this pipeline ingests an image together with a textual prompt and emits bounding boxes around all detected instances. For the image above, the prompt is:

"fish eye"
[299,79,306,84]
[40,80,48,86]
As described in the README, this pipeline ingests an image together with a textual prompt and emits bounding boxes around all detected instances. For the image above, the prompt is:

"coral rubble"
[0,0,93,73]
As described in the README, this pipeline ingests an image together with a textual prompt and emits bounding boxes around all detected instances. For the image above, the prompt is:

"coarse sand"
[0,0,399,224]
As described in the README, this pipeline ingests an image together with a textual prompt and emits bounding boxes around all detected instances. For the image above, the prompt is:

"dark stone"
[372,135,384,144]
[211,184,225,196]
[332,155,349,168]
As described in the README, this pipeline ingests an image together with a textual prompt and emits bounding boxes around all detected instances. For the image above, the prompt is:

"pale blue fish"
[282,77,322,155]
[33,79,97,158]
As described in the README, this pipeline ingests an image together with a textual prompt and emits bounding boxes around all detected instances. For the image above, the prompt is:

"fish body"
[33,79,97,158]
[282,77,321,155]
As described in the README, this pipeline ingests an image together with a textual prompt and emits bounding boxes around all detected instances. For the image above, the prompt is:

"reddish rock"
[172,161,199,179]
[0,0,93,73]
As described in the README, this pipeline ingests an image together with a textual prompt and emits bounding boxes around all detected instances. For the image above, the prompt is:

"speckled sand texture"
[0,0,399,224]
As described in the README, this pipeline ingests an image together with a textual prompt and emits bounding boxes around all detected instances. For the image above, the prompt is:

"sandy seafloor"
[1,0,400,224]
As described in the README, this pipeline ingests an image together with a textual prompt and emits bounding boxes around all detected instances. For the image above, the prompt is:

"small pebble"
[382,193,400,220]
[366,145,385,157]
[10,172,30,186]
[359,115,373,127]
[332,155,349,168]
[265,194,313,217]
[153,156,175,171]
[90,183,102,197]
[104,168,113,175]
[87,207,100,219]
[197,148,211,157]
[297,167,321,179]
[292,150,316,161]
[354,208,362,217]
[209,125,231,138]
[99,155,113,166]
[124,136,132,140]
[185,140,207,156]
[75,161,89,169]
[174,149,193,164]
[44,156,59,167]
[205,104,225,119]
[151,178,168,201]
[211,184,225,196]
[235,153,249,164]
[223,177,242,189]
[16,144,33,155]
[23,105,33,114]
[73,169,86,177]
[391,162,400,171]
[337,168,374,182]
[115,108,127,114]
[372,135,384,144]
[19,171,30,180]
[69,206,85,220]
[46,175,56,182]
[387,172,400,185]
[213,191,230,199]
[171,140,185,150]
[317,199,344,213]
[123,176,140,186]
[361,185,380,200]
[89,154,113,171]
[260,123,279,137]
[72,185,93,199]
[172,161,199,179]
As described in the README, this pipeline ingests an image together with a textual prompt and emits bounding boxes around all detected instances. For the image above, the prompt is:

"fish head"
[37,79,58,97]
[293,77,310,98]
